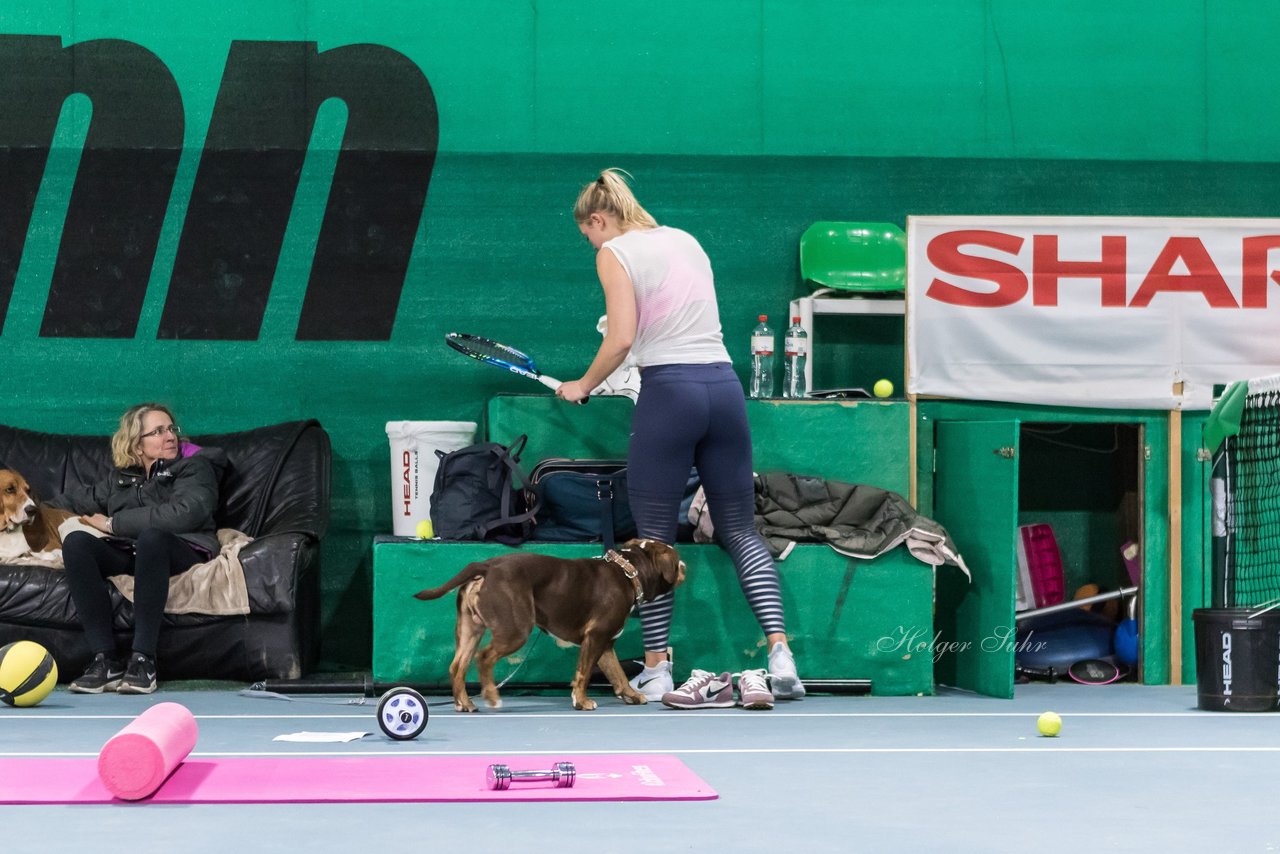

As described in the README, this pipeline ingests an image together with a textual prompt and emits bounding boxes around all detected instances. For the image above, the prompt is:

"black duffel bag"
[528,458,635,550]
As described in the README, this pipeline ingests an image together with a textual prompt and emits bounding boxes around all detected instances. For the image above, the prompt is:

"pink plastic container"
[1015,523,1065,611]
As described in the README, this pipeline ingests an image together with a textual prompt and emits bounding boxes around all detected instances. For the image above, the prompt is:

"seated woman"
[50,403,226,694]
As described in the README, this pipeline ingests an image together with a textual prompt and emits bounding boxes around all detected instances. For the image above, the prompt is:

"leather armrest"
[239,532,318,615]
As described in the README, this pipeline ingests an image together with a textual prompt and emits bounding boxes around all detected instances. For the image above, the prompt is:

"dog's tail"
[412,562,489,601]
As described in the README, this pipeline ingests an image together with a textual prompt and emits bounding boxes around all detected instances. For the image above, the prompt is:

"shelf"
[788,292,906,390]
[806,297,904,316]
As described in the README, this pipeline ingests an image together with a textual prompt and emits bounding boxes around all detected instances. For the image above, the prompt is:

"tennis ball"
[1037,711,1062,737]
[873,379,894,398]
[415,520,434,539]
[0,640,58,707]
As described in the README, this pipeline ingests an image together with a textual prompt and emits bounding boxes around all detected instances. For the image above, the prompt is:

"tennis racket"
[445,333,564,392]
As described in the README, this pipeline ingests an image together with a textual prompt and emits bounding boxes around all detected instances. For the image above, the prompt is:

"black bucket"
[1193,608,1280,712]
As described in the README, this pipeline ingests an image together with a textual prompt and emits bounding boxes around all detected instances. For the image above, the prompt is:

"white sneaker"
[768,642,806,700]
[629,660,673,701]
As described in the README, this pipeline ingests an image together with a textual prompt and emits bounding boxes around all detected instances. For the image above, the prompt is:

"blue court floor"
[2,681,1276,852]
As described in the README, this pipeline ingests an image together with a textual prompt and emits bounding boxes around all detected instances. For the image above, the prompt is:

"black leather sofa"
[0,420,330,682]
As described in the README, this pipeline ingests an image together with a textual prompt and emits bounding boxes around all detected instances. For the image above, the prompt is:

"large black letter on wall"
[159,41,438,340]
[0,36,182,337]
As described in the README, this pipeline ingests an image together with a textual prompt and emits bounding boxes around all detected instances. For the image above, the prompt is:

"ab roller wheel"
[377,687,429,740]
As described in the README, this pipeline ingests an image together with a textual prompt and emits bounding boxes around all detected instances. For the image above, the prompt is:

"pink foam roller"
[97,702,198,801]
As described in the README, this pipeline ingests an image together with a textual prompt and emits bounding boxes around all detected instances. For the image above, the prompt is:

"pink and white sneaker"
[661,669,735,710]
[735,669,774,710]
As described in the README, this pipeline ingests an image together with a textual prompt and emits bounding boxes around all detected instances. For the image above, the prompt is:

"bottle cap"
[792,316,801,323]
[758,315,767,321]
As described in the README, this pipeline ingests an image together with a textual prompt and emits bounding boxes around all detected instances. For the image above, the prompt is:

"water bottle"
[783,316,808,399]
[749,315,775,399]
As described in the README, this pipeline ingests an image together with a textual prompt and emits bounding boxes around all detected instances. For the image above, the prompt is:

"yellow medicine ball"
[0,640,58,707]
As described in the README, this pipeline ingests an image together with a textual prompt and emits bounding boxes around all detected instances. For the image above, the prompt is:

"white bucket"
[385,420,477,536]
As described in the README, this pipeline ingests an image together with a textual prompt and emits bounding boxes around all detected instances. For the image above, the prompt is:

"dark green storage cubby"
[915,400,1192,698]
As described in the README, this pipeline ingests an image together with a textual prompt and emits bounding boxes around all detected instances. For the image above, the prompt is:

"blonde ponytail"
[573,168,658,230]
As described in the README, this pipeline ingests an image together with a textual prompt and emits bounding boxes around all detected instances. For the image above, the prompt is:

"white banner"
[906,216,1280,409]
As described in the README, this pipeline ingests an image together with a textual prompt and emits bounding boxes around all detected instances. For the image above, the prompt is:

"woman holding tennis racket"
[557,169,804,708]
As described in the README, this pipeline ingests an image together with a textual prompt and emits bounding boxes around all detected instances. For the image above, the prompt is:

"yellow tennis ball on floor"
[873,379,894,398]
[0,640,58,707]
[1037,711,1062,737]
[415,519,434,539]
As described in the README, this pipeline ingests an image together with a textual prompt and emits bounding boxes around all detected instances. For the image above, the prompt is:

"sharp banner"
[906,217,1280,410]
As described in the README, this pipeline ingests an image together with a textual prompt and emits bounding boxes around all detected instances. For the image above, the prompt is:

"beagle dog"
[0,469,74,560]
[413,539,686,712]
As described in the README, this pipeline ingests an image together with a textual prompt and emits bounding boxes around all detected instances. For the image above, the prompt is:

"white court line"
[0,711,1259,720]
[4,746,1280,758]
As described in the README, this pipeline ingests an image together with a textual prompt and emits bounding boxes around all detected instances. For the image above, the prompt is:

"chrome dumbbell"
[485,761,576,790]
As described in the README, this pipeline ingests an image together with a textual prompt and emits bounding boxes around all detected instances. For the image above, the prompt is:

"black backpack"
[429,435,539,543]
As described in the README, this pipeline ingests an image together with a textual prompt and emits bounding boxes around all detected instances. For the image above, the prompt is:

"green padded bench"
[371,395,938,696]
[373,539,933,695]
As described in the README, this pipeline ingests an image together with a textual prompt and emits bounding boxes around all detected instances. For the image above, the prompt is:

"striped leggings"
[627,363,786,652]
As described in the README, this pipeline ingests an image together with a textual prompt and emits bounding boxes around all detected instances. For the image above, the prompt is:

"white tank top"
[603,226,730,367]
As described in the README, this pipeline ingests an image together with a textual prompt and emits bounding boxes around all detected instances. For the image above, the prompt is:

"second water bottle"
[783,316,808,399]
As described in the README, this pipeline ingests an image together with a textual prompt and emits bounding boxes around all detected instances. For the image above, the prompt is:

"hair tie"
[596,176,606,186]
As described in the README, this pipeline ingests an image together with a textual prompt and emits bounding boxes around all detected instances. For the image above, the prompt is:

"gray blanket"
[752,472,970,578]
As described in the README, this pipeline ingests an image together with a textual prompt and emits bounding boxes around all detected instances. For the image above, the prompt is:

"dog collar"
[605,549,645,604]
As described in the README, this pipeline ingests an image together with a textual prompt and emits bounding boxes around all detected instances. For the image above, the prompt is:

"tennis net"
[1211,374,1280,608]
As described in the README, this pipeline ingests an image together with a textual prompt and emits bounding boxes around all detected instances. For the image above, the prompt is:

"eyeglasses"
[141,424,182,439]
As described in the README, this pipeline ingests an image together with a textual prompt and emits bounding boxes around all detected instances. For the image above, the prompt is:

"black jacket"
[50,448,227,556]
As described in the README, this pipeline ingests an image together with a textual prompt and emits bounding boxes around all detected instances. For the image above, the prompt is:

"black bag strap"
[479,479,540,538]
[596,475,616,551]
[477,435,540,539]
[505,433,528,463]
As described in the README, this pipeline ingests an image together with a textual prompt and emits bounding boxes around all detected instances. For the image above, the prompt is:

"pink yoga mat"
[0,754,716,804]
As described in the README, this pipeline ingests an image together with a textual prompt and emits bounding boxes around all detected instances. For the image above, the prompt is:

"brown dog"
[413,539,686,712]
[0,469,75,559]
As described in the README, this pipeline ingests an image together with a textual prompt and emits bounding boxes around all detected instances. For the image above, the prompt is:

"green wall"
[11,0,1276,160]
[1,1,1276,669]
